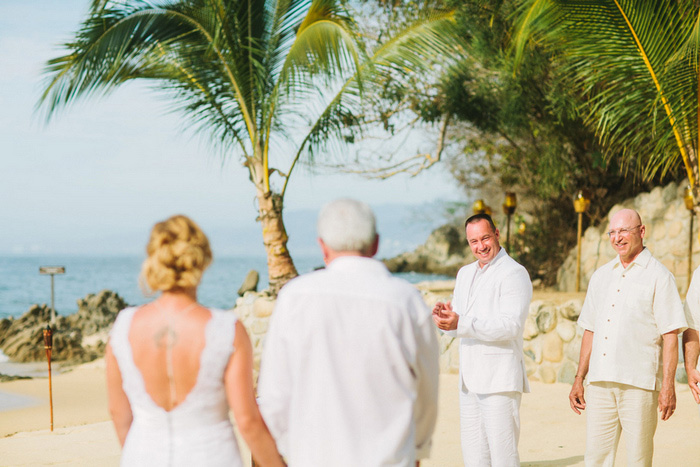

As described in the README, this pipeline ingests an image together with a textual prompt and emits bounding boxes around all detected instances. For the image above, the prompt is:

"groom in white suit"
[433,213,532,467]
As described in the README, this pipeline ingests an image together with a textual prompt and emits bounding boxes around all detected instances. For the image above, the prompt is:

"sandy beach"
[1,361,699,466]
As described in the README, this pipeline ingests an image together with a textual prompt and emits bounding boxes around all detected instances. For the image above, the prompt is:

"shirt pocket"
[625,282,653,311]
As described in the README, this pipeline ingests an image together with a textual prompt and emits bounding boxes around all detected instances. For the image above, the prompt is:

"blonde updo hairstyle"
[140,215,212,293]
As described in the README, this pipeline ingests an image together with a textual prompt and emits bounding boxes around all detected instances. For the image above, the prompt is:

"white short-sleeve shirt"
[684,266,700,372]
[578,248,687,391]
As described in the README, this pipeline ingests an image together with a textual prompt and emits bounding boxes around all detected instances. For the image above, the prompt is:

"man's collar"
[326,255,389,274]
[613,246,651,269]
[477,246,506,271]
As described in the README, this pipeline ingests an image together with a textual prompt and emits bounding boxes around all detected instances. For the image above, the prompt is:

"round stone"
[542,332,564,362]
[536,306,558,333]
[557,360,578,385]
[556,320,577,343]
[523,316,539,340]
[539,364,557,384]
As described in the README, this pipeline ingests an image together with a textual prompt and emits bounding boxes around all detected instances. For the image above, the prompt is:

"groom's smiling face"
[466,219,500,267]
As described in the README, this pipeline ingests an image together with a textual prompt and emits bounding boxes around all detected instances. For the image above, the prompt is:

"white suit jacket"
[445,248,532,394]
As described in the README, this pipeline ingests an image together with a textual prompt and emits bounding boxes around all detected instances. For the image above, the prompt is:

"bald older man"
[569,209,687,466]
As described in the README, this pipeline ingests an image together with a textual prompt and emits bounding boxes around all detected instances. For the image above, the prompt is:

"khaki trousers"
[585,382,658,467]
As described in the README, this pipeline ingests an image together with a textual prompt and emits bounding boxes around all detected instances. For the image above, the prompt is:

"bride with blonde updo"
[105,215,284,467]
[140,215,212,293]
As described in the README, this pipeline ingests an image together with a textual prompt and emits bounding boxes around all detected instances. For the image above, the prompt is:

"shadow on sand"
[521,455,584,466]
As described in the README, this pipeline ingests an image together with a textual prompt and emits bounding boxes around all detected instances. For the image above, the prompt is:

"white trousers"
[585,382,658,467]
[459,382,521,467]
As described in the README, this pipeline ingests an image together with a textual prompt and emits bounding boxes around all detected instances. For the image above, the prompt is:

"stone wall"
[237,179,699,384]
[557,182,699,293]
[233,292,276,381]
[420,286,587,383]
[235,287,654,385]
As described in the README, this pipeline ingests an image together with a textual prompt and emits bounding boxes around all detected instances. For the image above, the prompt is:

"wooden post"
[576,211,583,293]
[506,212,512,251]
[39,266,65,329]
[685,186,695,293]
[43,326,54,431]
[573,190,591,293]
[502,192,517,252]
[690,211,694,293]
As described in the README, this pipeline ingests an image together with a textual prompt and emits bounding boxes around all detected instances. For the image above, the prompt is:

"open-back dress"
[109,306,242,467]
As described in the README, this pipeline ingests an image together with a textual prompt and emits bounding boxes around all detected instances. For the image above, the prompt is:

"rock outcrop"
[0,290,127,364]
[383,224,469,275]
[68,290,128,335]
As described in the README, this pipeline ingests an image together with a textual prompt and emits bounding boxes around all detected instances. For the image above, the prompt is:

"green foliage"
[512,0,700,186]
[37,0,460,288]
[369,0,684,284]
[502,0,700,283]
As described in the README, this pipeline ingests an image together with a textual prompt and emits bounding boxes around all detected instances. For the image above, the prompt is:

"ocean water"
[0,255,450,319]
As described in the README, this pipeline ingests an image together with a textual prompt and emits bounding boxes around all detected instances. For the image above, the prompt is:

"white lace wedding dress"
[109,306,243,467]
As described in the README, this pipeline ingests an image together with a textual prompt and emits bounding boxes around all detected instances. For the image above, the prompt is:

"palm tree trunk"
[256,190,298,294]
[248,141,298,294]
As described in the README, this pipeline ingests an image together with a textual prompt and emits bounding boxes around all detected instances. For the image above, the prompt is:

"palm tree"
[512,0,700,201]
[39,0,456,292]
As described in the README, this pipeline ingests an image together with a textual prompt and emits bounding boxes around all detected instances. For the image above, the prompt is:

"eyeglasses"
[606,225,641,238]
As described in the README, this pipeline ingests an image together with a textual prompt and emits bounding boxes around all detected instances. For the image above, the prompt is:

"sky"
[0,1,460,259]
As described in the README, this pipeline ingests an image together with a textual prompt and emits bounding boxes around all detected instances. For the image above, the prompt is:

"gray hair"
[317,199,377,254]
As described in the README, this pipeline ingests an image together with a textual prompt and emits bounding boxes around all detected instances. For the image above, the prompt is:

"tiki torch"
[472,199,486,215]
[502,192,517,251]
[43,325,54,431]
[573,189,591,293]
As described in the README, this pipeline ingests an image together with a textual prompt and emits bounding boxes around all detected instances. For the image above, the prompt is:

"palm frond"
[512,0,700,184]
[280,6,459,191]
[278,0,361,95]
[40,1,269,151]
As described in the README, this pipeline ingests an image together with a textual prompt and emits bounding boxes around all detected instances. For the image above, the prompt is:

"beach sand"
[1,362,699,466]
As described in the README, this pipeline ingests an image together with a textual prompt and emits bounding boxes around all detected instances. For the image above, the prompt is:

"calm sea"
[0,255,449,320]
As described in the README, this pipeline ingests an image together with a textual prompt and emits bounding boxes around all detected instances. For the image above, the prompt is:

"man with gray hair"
[258,198,440,466]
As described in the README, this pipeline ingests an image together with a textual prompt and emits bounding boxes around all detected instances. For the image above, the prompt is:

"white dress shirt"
[684,266,700,371]
[258,256,440,467]
[445,247,533,394]
[578,248,687,391]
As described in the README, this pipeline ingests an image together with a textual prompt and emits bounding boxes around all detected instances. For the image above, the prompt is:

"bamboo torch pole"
[573,190,591,293]
[685,186,695,293]
[43,325,54,431]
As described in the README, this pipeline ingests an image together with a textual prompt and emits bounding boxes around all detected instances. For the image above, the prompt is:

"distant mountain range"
[3,202,455,260]
[211,202,451,259]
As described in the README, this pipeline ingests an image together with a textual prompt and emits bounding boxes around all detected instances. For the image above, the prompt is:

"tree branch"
[330,112,451,179]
